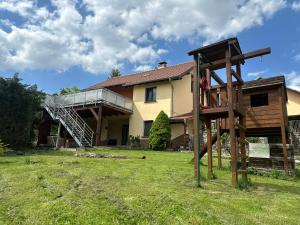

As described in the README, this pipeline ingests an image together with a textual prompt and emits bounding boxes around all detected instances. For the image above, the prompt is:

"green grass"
[0,149,300,225]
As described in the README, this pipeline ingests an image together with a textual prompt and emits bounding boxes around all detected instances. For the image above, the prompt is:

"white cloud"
[284,71,300,91]
[0,0,34,17]
[294,54,300,61]
[0,0,286,74]
[248,69,268,77]
[291,1,300,11]
[134,65,153,72]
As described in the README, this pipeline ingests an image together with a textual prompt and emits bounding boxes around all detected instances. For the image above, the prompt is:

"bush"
[128,135,141,148]
[149,111,171,150]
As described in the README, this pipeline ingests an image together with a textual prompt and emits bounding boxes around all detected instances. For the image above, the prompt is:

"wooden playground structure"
[188,38,291,186]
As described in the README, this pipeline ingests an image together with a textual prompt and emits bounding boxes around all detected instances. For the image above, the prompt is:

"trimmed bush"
[149,111,171,150]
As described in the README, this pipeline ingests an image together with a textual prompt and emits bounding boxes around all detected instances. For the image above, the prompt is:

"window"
[144,121,153,137]
[145,87,156,102]
[250,93,268,107]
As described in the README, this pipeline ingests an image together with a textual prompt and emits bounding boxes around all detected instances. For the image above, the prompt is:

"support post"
[216,119,222,169]
[278,87,289,174]
[226,48,238,186]
[239,115,247,182]
[55,122,62,149]
[183,119,187,149]
[193,55,202,186]
[206,119,213,177]
[95,105,103,146]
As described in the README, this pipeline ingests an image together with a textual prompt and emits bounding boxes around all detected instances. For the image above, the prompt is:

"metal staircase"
[289,120,300,154]
[44,95,94,148]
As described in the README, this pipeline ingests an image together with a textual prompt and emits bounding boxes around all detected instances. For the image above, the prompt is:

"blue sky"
[0,0,300,93]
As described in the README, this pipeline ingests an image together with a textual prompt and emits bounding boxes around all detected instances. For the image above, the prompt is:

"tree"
[149,111,171,150]
[108,68,121,79]
[0,74,45,147]
[60,86,80,95]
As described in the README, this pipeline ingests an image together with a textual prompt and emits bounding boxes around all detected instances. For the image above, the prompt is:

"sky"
[0,0,300,94]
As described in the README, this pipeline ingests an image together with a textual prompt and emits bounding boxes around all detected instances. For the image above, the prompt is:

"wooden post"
[206,119,213,178]
[63,129,67,148]
[236,62,247,181]
[192,58,200,178]
[95,105,103,146]
[278,87,289,174]
[183,119,187,149]
[216,119,222,169]
[206,68,211,107]
[239,115,247,182]
[55,122,62,149]
[226,48,238,186]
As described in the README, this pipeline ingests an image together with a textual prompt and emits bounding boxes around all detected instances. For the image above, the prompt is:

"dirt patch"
[75,152,146,160]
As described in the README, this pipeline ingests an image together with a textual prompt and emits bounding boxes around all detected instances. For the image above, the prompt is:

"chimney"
[158,61,167,69]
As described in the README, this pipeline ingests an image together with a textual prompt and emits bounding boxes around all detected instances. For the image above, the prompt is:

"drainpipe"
[168,78,174,117]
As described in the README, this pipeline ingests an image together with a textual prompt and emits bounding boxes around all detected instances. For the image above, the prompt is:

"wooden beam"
[239,115,247,183]
[90,108,98,121]
[216,119,222,169]
[55,122,62,149]
[200,48,271,69]
[95,105,103,146]
[183,119,187,149]
[231,69,244,84]
[192,58,201,179]
[278,87,289,174]
[211,71,225,85]
[206,119,213,178]
[230,40,243,56]
[226,48,238,187]
[206,68,211,107]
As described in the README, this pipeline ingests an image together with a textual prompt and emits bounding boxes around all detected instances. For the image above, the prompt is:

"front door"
[121,124,129,145]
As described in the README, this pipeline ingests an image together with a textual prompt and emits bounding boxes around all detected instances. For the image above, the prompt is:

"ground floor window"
[144,120,153,137]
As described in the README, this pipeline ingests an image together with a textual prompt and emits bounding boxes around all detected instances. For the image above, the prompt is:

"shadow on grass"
[254,181,300,195]
[0,160,16,164]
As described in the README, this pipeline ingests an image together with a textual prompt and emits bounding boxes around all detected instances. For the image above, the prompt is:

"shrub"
[128,135,141,148]
[149,111,171,150]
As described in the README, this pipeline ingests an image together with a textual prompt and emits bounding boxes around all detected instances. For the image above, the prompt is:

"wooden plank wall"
[210,87,282,130]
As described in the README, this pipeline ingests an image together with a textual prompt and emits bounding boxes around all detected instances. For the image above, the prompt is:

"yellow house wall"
[129,81,172,137]
[287,89,300,117]
[172,73,193,116]
[129,73,193,139]
[171,123,184,139]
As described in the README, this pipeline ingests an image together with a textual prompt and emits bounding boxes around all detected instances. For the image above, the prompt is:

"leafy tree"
[149,111,171,150]
[60,86,80,95]
[0,74,45,147]
[108,68,121,79]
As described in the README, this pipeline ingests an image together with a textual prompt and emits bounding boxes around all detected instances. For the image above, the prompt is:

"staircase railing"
[44,95,94,147]
[289,120,300,154]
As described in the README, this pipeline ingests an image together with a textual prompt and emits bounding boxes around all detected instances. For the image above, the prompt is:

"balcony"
[49,88,133,112]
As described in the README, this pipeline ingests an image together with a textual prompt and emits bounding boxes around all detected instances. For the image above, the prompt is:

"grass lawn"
[0,149,299,225]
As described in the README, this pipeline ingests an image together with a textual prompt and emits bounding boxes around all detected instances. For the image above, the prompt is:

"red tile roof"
[88,61,194,89]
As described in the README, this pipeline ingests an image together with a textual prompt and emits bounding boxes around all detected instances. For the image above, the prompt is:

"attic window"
[250,93,268,107]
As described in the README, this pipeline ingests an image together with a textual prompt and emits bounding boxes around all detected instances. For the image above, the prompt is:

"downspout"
[168,78,174,117]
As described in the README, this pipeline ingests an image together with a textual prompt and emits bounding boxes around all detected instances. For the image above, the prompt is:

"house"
[38,61,291,149]
[287,87,300,153]
[38,61,195,148]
